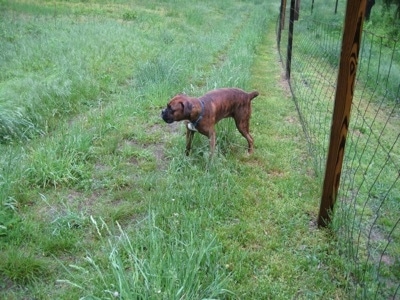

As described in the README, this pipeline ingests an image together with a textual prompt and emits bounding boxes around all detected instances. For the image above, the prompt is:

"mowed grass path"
[0,1,347,299]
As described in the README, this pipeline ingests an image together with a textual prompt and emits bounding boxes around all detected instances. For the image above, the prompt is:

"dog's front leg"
[209,130,216,156]
[185,128,195,156]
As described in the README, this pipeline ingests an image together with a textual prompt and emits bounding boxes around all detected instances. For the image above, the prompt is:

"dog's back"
[200,88,258,104]
[198,88,258,123]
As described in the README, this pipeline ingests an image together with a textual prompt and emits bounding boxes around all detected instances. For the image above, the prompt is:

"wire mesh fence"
[277,2,399,299]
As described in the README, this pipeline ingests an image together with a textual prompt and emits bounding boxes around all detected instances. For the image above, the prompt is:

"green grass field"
[0,1,350,299]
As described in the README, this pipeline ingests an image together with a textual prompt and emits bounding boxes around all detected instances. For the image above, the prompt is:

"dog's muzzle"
[161,109,174,124]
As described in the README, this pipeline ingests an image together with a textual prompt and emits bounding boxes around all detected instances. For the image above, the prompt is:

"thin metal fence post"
[286,0,296,80]
[295,0,301,21]
[277,0,286,48]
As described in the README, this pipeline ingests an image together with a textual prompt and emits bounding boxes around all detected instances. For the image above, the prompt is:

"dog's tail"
[249,91,259,100]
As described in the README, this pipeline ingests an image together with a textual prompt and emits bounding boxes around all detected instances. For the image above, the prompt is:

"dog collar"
[187,100,204,132]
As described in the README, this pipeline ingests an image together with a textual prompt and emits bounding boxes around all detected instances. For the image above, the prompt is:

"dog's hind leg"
[235,119,254,154]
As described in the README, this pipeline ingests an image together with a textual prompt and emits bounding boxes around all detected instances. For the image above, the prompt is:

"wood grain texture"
[318,0,367,227]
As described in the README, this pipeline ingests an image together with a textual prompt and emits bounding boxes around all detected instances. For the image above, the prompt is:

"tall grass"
[61,216,233,299]
[0,147,19,237]
[0,1,349,299]
[0,0,272,297]
[0,0,268,144]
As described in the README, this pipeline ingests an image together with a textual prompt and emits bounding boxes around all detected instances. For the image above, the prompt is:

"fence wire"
[277,7,399,300]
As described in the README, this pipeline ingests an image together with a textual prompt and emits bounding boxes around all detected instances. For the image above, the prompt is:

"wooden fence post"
[318,0,367,227]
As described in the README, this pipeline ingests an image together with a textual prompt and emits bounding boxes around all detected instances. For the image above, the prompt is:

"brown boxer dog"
[161,88,259,155]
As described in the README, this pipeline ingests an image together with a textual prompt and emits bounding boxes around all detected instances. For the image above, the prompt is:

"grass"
[0,0,351,299]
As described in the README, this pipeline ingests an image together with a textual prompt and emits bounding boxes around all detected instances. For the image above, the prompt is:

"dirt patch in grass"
[119,121,182,169]
[280,72,292,97]
[149,121,182,137]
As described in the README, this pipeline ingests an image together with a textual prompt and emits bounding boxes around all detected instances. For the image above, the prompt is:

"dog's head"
[161,94,193,123]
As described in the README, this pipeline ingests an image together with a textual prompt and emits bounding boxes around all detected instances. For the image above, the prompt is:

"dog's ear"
[182,101,193,117]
